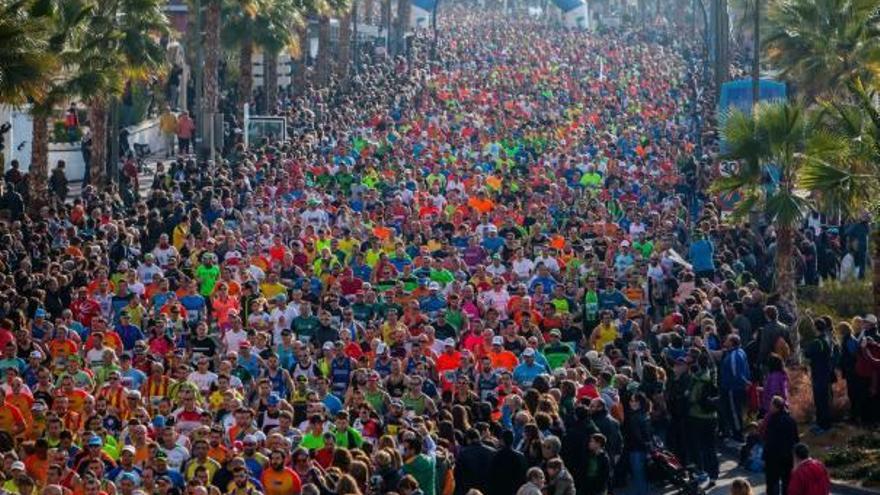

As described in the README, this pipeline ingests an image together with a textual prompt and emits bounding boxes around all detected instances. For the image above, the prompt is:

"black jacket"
[762,410,799,467]
[561,416,599,486]
[487,446,527,495]
[592,412,623,460]
[623,409,652,453]
[454,441,497,495]
[580,450,612,495]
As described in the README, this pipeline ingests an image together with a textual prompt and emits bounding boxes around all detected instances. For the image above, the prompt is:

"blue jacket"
[688,239,715,272]
[719,347,750,391]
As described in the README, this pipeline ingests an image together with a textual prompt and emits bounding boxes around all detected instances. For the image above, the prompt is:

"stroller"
[647,446,707,495]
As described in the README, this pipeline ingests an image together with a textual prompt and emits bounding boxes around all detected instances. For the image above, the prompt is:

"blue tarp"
[554,0,585,13]
[719,78,787,114]
[411,0,436,11]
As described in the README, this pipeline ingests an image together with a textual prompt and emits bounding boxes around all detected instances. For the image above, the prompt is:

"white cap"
[428,282,441,290]
[491,336,503,345]
[11,461,25,471]
[522,348,536,357]
[322,342,334,351]
[620,240,631,247]
[443,338,456,347]
[376,343,388,354]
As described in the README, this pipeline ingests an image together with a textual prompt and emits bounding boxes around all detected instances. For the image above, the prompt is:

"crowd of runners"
[0,4,868,495]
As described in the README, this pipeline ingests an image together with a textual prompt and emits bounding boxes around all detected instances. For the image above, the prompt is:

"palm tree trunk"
[776,223,799,351]
[264,50,278,114]
[316,15,331,86]
[364,0,374,24]
[395,0,410,56]
[88,98,109,189]
[751,0,760,107]
[873,224,880,316]
[204,0,221,114]
[381,0,391,53]
[337,8,353,79]
[238,33,254,119]
[28,113,50,205]
[293,24,309,95]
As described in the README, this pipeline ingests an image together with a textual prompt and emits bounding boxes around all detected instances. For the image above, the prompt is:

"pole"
[109,98,119,184]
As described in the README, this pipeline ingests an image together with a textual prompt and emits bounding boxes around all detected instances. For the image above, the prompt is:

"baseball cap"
[267,393,280,406]
[11,461,25,471]
[87,436,103,447]
[443,338,455,347]
[376,343,388,354]
[238,341,251,349]
[29,351,43,359]
[428,282,441,290]
[491,336,503,346]
[152,416,167,428]
[121,445,136,455]
[549,329,561,338]
[865,314,878,324]
[34,308,47,318]
[243,434,258,445]
[323,342,334,351]
[522,348,536,357]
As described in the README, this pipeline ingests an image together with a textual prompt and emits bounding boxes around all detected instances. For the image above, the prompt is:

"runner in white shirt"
[511,251,536,281]
[479,279,511,319]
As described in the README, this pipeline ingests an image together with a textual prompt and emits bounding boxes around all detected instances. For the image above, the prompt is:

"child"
[581,433,612,495]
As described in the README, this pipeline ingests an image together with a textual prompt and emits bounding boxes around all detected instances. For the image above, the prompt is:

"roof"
[554,0,585,13]
[412,0,437,11]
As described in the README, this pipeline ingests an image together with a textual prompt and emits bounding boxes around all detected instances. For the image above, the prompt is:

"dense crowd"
[0,5,869,495]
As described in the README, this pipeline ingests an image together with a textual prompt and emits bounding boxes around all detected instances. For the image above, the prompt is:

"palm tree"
[394,0,410,57]
[713,101,825,331]
[222,0,263,118]
[204,0,222,117]
[800,79,880,313]
[315,14,331,86]
[763,0,880,100]
[336,3,353,79]
[0,1,57,106]
[254,0,304,112]
[81,0,169,188]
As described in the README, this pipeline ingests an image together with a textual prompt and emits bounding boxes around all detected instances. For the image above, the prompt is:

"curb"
[831,481,880,495]
[718,442,879,495]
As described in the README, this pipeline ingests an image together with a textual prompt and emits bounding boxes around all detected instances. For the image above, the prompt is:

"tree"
[222,0,263,118]
[800,79,880,313]
[713,101,828,333]
[0,1,57,106]
[80,0,169,188]
[254,0,304,113]
[763,0,880,100]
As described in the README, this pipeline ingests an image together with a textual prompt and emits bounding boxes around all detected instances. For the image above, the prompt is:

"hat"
[522,348,536,357]
[121,445,137,455]
[87,436,103,447]
[10,461,25,472]
[243,434,258,445]
[34,308,47,318]
[238,341,251,349]
[267,393,280,406]
[376,343,388,354]
[154,451,168,460]
[428,281,441,290]
[549,329,561,337]
[152,416,167,428]
[29,350,43,359]
[31,401,47,412]
[620,240,631,247]
[127,389,142,399]
[443,338,455,347]
[390,399,404,408]
[323,342,334,351]
[491,336,504,346]
[865,314,878,325]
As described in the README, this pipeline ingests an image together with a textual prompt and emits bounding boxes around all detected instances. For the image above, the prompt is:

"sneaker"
[694,472,709,484]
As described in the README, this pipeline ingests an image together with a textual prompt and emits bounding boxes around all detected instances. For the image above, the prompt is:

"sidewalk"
[66,153,163,200]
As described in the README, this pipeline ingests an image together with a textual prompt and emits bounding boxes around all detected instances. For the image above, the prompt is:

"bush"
[800,280,872,319]
[51,120,82,143]
[851,434,880,449]
[825,448,862,467]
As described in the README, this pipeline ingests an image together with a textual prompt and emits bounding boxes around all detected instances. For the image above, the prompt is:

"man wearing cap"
[74,436,116,476]
[544,329,574,370]
[107,446,142,485]
[513,348,544,388]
